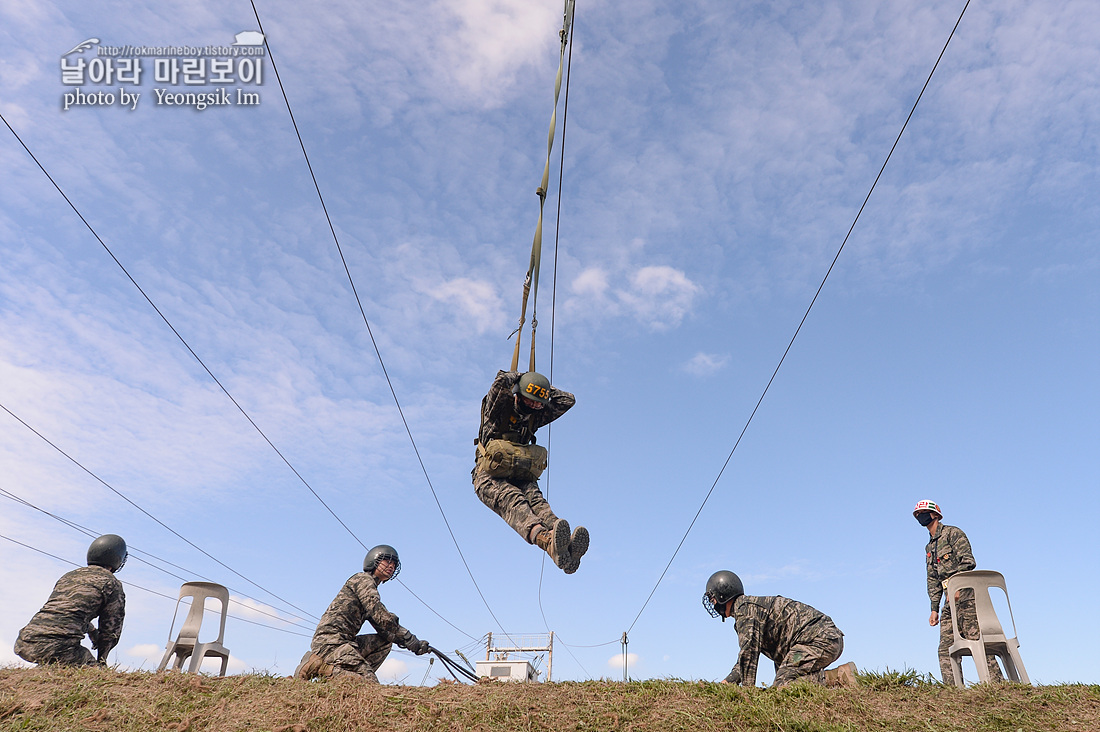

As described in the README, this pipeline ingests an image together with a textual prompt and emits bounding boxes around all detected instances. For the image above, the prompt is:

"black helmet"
[363,544,400,581]
[513,372,551,406]
[702,570,743,619]
[87,534,128,573]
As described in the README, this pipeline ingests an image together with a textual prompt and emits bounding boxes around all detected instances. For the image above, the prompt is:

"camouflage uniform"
[925,523,1003,684]
[309,572,410,680]
[14,566,125,666]
[473,370,575,543]
[724,595,844,688]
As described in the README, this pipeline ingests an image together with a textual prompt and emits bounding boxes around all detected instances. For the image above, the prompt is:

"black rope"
[0,112,368,554]
[0,487,315,631]
[247,0,519,641]
[0,533,312,637]
[627,0,975,634]
[4,73,479,645]
[429,646,479,683]
[0,402,318,623]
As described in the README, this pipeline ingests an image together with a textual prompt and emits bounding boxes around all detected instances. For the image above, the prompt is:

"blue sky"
[1,0,1097,685]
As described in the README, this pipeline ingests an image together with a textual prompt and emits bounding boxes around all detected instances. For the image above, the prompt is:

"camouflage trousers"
[939,598,1004,684]
[315,633,392,679]
[13,635,96,667]
[473,472,559,543]
[772,624,844,688]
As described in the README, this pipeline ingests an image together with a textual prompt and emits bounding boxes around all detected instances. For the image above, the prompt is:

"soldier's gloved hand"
[88,625,101,650]
[411,639,431,656]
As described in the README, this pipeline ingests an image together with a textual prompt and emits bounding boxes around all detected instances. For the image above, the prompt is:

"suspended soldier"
[914,499,1003,684]
[14,534,127,667]
[295,545,430,683]
[473,370,588,573]
[703,570,854,688]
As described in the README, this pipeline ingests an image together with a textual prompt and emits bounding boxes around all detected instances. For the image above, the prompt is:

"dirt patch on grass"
[1,666,1097,732]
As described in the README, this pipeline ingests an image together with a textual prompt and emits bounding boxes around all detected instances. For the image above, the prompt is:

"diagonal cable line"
[627,0,975,634]
[3,73,480,650]
[0,111,366,552]
[247,0,519,641]
[0,487,314,631]
[394,579,478,642]
[0,533,312,638]
[0,401,317,623]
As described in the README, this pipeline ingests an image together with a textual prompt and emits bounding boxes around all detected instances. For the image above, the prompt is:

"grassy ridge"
[2,666,1098,732]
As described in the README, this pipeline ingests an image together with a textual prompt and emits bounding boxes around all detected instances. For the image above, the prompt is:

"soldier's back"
[19,566,121,644]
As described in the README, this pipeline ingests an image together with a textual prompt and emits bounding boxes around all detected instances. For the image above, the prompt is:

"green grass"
[2,666,1098,732]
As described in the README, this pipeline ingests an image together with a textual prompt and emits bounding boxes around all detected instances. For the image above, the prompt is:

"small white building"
[475,659,539,683]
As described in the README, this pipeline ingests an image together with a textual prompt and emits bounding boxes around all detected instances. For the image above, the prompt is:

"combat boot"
[562,526,589,574]
[824,662,858,688]
[836,661,857,688]
[533,518,572,570]
[295,651,334,681]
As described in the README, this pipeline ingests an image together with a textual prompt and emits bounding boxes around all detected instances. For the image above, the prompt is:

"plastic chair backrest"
[170,582,229,646]
[945,569,1030,685]
[157,581,231,675]
[945,570,1016,642]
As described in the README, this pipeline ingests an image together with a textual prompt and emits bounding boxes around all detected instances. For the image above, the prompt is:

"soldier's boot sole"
[550,518,572,570]
[563,526,589,574]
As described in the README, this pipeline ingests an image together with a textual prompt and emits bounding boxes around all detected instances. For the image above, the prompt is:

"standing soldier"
[473,370,588,573]
[296,545,430,683]
[702,570,853,688]
[14,534,127,667]
[914,499,1003,684]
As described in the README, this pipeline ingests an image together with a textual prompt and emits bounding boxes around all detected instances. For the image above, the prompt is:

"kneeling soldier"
[703,570,848,688]
[296,545,430,683]
[14,534,127,667]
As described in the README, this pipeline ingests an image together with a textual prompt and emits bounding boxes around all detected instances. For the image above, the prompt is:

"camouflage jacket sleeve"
[96,577,126,657]
[479,371,575,444]
[730,597,763,687]
[354,575,402,640]
[479,371,521,444]
[530,384,575,432]
[926,524,977,611]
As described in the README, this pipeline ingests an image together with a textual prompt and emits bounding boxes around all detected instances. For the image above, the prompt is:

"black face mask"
[916,512,935,527]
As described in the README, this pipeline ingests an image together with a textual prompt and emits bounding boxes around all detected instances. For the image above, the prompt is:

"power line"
[0,487,314,632]
[626,0,976,634]
[0,532,312,638]
[537,1,585,667]
[0,110,368,554]
[0,402,317,624]
[1,110,476,645]
[247,0,516,641]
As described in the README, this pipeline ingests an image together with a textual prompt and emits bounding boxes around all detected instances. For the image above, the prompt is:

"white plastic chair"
[945,570,1030,686]
[157,582,231,676]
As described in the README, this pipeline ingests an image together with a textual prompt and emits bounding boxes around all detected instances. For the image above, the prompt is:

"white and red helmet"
[912,499,942,519]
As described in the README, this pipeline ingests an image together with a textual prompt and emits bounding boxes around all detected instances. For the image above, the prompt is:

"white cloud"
[618,266,700,330]
[378,656,409,683]
[606,652,639,673]
[122,643,165,670]
[435,0,559,98]
[682,352,729,376]
[429,277,505,335]
[566,264,700,331]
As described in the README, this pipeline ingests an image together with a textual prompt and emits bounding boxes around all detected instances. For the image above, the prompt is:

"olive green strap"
[510,0,576,374]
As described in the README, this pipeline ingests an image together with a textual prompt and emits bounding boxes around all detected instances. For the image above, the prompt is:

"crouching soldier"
[296,545,430,683]
[14,534,127,667]
[703,570,851,688]
[474,370,588,573]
